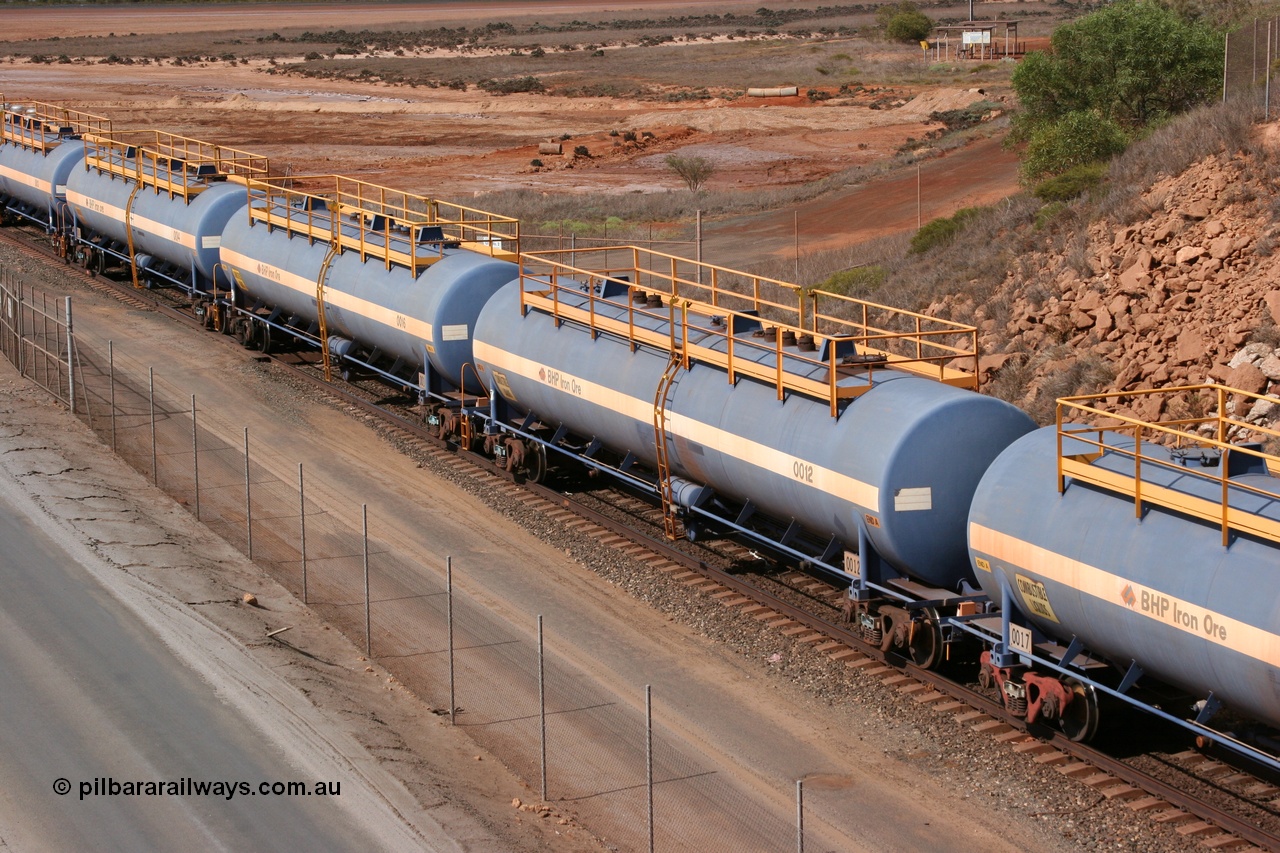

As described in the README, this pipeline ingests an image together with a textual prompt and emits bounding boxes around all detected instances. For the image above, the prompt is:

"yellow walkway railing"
[1057,384,1280,547]
[83,130,270,200]
[245,175,520,276]
[518,246,979,417]
[1,97,110,152]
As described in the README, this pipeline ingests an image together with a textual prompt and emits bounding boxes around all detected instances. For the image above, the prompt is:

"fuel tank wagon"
[969,391,1280,730]
[473,250,1035,590]
[64,133,268,289]
[218,176,520,392]
[0,102,109,229]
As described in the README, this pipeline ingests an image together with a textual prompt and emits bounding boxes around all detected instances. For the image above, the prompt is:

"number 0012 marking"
[791,460,813,483]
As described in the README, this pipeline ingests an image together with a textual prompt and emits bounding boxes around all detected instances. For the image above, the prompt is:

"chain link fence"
[0,277,859,853]
[1225,18,1280,118]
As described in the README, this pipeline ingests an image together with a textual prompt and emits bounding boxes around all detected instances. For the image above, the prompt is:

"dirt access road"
[0,0,1020,265]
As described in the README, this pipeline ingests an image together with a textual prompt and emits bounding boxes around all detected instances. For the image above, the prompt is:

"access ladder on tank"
[518,245,980,419]
[1057,384,1280,547]
[0,97,111,152]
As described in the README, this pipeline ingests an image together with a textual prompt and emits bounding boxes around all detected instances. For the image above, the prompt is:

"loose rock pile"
[935,149,1280,434]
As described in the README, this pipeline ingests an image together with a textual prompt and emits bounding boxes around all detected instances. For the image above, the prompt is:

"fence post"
[244,426,252,559]
[149,367,157,484]
[191,394,199,521]
[109,340,116,452]
[695,209,703,285]
[299,462,307,604]
[362,503,371,658]
[64,297,74,415]
[538,614,547,802]
[447,555,455,725]
[646,684,654,853]
[796,779,804,853]
[15,288,23,377]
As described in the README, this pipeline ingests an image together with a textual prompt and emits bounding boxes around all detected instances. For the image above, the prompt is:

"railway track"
[6,226,1280,852]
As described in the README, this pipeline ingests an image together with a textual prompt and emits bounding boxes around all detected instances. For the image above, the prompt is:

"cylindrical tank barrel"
[969,426,1280,729]
[64,165,247,287]
[0,138,83,213]
[474,282,1034,590]
[219,214,518,392]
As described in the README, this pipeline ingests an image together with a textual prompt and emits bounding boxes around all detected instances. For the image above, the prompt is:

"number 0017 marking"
[1009,623,1033,656]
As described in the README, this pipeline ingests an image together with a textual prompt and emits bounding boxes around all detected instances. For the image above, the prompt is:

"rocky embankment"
[937,147,1280,434]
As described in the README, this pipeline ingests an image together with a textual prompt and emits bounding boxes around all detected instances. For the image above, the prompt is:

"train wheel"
[87,249,100,277]
[522,443,548,485]
[235,320,255,348]
[907,607,943,669]
[258,327,272,355]
[1060,679,1100,743]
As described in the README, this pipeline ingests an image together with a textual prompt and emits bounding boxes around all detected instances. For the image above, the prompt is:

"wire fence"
[0,277,856,853]
[1225,18,1280,118]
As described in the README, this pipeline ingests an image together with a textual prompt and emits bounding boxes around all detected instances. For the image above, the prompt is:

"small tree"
[877,2,932,43]
[665,154,714,192]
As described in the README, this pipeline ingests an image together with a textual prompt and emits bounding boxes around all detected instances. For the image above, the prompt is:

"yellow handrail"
[1057,384,1280,547]
[518,245,980,416]
[0,97,110,152]
[244,175,521,276]
[82,130,269,201]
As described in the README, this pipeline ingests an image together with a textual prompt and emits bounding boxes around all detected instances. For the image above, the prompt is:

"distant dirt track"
[0,1,713,41]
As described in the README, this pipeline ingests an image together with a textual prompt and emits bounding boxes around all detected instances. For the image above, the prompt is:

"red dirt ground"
[0,1,1023,266]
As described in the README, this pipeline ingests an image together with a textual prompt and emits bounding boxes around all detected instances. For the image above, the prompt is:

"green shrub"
[909,207,983,255]
[1033,201,1068,230]
[530,159,543,168]
[478,76,544,95]
[1021,110,1127,181]
[1032,162,1107,202]
[813,265,888,296]
[885,10,932,43]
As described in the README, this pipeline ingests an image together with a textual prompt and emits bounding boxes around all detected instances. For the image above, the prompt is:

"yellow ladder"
[652,354,683,541]
[315,244,339,381]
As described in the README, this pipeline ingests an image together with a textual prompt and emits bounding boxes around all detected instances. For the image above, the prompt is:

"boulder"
[1174,330,1206,364]
[1118,262,1153,295]
[1175,245,1205,265]
[1266,291,1280,326]
[1227,361,1268,393]
[1094,306,1114,334]
[1260,354,1280,381]
[1182,199,1212,220]
[1229,342,1273,368]
[1077,289,1104,312]
[1208,235,1234,260]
